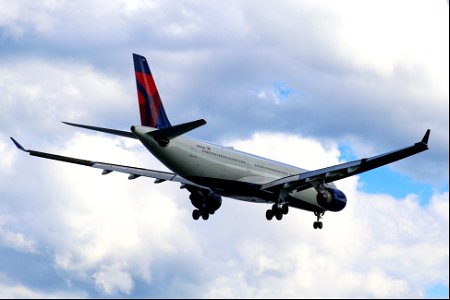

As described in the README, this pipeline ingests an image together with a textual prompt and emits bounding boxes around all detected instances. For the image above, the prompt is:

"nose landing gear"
[313,211,324,229]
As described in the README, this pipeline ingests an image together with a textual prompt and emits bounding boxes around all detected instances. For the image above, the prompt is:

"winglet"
[421,129,431,145]
[10,137,27,152]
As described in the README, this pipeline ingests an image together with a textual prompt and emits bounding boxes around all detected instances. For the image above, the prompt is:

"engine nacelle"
[206,192,222,214]
[316,188,347,212]
[189,190,222,214]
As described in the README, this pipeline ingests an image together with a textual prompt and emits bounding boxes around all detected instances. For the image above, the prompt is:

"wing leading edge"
[261,129,430,193]
[10,137,200,186]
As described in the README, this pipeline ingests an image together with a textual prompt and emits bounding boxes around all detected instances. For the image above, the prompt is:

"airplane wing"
[10,137,201,187]
[261,129,430,193]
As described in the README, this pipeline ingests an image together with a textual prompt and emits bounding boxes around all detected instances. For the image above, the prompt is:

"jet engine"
[316,188,347,212]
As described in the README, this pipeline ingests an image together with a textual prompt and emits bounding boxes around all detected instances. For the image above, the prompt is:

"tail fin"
[133,53,172,129]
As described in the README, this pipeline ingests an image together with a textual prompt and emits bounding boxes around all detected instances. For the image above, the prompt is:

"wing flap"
[92,162,184,182]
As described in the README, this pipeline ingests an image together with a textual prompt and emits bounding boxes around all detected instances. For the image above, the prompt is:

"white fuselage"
[133,126,330,211]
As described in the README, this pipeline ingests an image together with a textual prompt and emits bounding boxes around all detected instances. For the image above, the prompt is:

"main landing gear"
[313,211,324,229]
[266,203,289,221]
[188,188,222,221]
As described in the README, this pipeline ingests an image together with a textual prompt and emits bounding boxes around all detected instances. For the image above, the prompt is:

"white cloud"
[0,134,15,173]
[212,132,449,298]
[329,0,449,82]
[0,0,447,183]
[92,263,134,295]
[0,0,448,297]
[226,131,341,170]
[0,58,132,142]
[12,133,203,295]
[0,273,85,298]
[1,129,448,297]
[0,217,36,253]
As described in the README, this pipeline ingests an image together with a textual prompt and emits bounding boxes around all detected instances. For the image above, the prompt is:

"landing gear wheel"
[281,204,289,215]
[313,221,323,229]
[192,209,200,220]
[266,209,274,221]
[275,211,283,220]
[201,210,209,220]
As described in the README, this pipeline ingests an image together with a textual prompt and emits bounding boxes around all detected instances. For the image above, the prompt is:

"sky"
[0,0,448,298]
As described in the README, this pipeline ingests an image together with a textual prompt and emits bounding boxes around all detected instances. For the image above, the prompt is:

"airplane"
[10,53,431,229]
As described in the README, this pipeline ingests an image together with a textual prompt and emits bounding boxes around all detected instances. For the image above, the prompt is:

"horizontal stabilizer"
[63,122,137,139]
[138,119,206,146]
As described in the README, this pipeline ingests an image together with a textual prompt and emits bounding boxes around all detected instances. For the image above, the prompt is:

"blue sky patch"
[338,144,437,204]
[426,284,449,299]
[273,82,294,100]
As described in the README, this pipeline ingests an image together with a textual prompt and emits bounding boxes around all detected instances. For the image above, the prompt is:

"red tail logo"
[133,54,171,128]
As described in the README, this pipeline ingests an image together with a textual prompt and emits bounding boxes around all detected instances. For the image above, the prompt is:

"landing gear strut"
[266,203,289,221]
[313,211,324,229]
